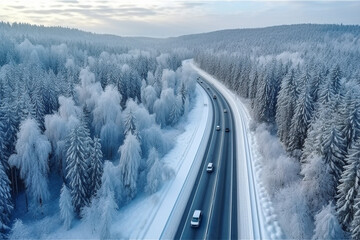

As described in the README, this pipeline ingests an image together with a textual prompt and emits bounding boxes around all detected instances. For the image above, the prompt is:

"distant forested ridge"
[0,22,196,238]
[193,24,360,239]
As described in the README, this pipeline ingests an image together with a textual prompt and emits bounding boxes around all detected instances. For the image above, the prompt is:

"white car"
[224,109,227,113]
[207,163,214,172]
[191,210,202,227]
[216,125,220,131]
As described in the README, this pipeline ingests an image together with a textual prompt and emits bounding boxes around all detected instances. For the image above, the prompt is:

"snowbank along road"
[174,78,238,239]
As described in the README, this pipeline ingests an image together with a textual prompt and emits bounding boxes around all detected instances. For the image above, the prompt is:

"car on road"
[223,109,227,113]
[191,210,202,227]
[216,125,221,131]
[213,95,217,99]
[207,87,210,90]
[206,163,214,172]
[225,127,230,132]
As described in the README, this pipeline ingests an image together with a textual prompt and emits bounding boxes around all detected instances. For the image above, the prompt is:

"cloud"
[0,0,359,37]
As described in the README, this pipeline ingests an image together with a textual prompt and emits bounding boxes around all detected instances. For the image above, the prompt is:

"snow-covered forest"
[194,24,360,239]
[2,22,360,239]
[0,22,197,238]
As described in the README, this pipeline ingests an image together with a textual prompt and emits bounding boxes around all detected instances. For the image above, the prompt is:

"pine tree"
[309,69,325,106]
[336,139,360,230]
[255,72,275,123]
[301,111,325,164]
[312,202,345,240]
[180,82,187,106]
[351,192,360,239]
[276,69,298,146]
[16,86,35,122]
[123,108,137,136]
[338,89,360,150]
[59,184,74,230]
[31,85,45,130]
[169,96,182,126]
[249,69,259,109]
[9,118,51,207]
[322,123,346,183]
[145,157,163,194]
[118,133,141,200]
[99,191,117,240]
[288,84,314,152]
[0,122,8,171]
[0,161,13,237]
[318,69,339,107]
[0,100,19,156]
[65,124,92,216]
[329,65,342,91]
[89,137,104,198]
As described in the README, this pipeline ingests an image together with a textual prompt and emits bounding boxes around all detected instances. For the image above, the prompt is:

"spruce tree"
[9,118,51,207]
[312,202,344,240]
[65,124,92,216]
[169,96,182,126]
[59,184,74,230]
[351,192,360,239]
[123,108,137,136]
[89,137,104,198]
[288,84,314,152]
[336,139,360,230]
[338,89,360,150]
[0,161,13,238]
[276,69,297,146]
[322,123,346,183]
[118,133,141,200]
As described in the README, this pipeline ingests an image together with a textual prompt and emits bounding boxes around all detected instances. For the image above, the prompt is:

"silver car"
[207,163,214,172]
[191,210,202,227]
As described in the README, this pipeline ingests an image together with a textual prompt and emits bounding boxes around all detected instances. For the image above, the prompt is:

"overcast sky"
[0,0,359,38]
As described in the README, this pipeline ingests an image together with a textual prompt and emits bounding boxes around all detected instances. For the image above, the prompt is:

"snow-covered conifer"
[123,107,137,136]
[288,84,314,152]
[9,118,51,207]
[89,137,104,198]
[141,84,157,114]
[312,202,345,240]
[0,161,13,237]
[65,124,92,216]
[169,96,183,126]
[118,133,141,200]
[351,193,360,239]
[276,69,297,146]
[336,139,360,230]
[254,70,277,123]
[99,191,117,240]
[322,123,346,183]
[59,184,74,230]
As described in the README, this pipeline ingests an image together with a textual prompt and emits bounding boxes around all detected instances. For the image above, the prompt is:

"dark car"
[225,128,230,132]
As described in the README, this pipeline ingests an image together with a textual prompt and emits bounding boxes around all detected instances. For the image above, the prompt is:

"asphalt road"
[174,78,238,239]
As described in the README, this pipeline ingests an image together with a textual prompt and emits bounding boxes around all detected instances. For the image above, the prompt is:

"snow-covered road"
[189,59,283,239]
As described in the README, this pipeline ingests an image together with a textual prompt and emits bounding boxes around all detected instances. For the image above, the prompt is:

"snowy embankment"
[111,83,213,239]
[188,59,284,239]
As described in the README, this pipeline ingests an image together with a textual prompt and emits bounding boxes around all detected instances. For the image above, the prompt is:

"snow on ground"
[188,59,284,239]
[112,84,212,239]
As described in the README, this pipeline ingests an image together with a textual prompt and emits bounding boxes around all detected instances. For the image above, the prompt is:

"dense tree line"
[194,24,360,239]
[0,23,196,238]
